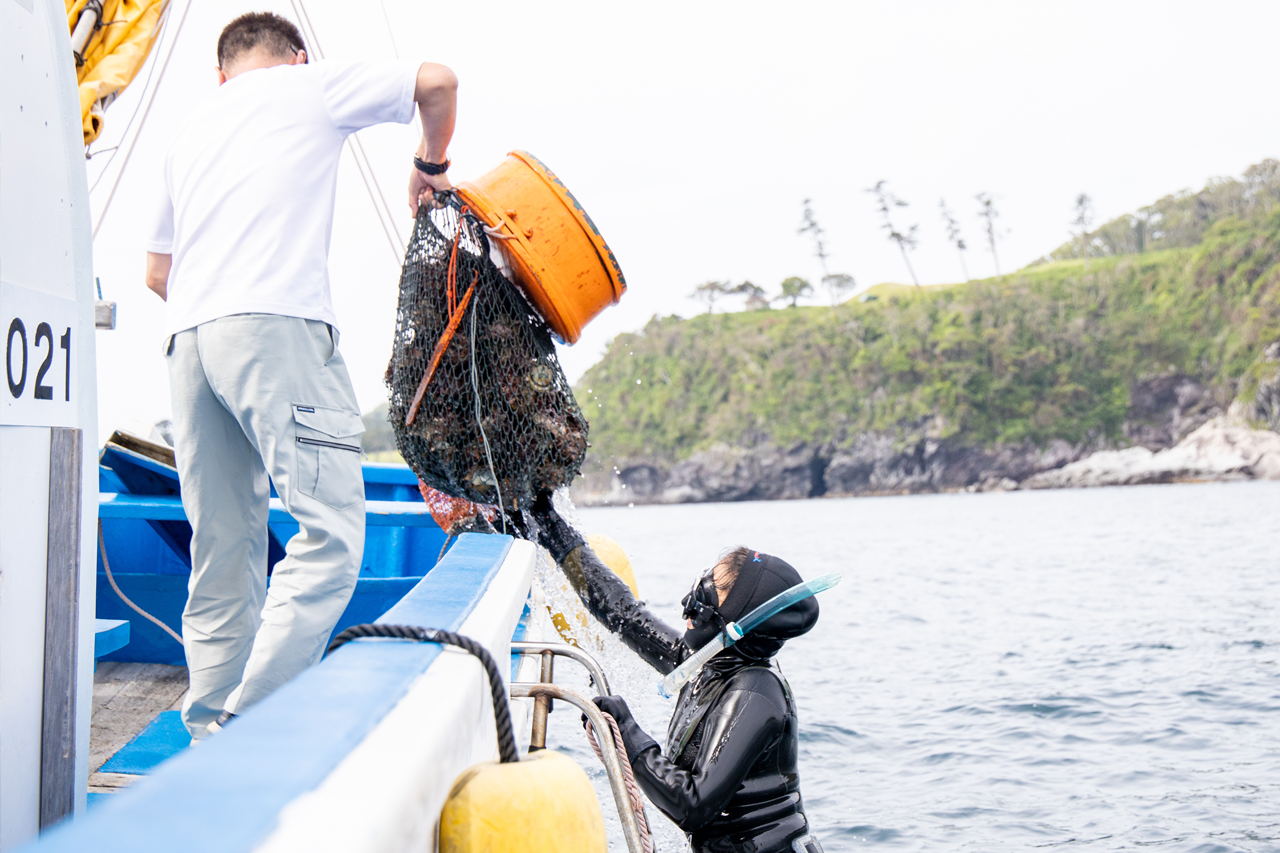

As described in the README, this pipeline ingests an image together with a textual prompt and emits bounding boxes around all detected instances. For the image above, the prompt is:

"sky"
[87,0,1280,445]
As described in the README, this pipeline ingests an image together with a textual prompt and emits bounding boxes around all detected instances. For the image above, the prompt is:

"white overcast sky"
[88,0,1280,444]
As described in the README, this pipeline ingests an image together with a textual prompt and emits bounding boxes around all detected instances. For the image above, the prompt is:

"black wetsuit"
[534,505,819,853]
[608,653,810,853]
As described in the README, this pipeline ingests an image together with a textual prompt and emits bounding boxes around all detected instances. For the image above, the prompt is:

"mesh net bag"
[387,193,589,512]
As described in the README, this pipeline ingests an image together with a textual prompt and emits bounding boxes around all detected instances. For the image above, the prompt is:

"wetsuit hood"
[682,551,820,660]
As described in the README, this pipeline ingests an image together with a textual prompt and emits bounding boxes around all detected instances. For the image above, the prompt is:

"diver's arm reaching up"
[532,495,687,674]
[561,546,687,674]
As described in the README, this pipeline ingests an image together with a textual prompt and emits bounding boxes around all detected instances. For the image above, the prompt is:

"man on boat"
[143,11,457,739]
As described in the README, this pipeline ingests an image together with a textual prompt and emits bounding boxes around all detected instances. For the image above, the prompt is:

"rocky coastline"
[572,368,1280,506]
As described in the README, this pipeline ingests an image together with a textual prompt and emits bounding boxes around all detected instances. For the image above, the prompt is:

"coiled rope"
[585,712,654,853]
[326,624,519,764]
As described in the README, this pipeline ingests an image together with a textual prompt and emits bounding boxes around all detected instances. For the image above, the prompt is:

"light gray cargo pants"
[166,314,366,738]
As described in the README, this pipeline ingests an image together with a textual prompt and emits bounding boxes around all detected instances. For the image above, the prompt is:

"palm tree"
[1072,193,1094,270]
[867,181,919,287]
[939,198,970,281]
[976,192,1002,276]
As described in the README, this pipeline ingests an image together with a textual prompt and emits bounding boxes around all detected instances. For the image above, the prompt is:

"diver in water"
[532,496,825,853]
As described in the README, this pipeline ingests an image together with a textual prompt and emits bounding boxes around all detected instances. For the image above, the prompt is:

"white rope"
[98,519,185,647]
[482,223,516,241]
[586,711,654,853]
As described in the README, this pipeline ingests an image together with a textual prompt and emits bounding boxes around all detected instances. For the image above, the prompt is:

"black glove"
[581,694,630,730]
[531,490,685,675]
[593,694,634,725]
[587,694,658,762]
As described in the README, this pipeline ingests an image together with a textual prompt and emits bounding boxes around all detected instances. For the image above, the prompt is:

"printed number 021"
[6,318,71,402]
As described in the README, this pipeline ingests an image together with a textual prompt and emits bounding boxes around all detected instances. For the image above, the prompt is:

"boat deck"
[36,535,538,853]
[88,663,188,798]
[83,443,457,809]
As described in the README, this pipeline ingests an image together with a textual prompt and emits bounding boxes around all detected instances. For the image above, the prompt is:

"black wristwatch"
[413,156,450,176]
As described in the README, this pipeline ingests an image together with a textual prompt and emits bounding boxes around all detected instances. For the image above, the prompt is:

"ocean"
[539,480,1280,852]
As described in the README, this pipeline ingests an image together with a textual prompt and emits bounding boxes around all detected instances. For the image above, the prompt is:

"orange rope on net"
[404,206,476,428]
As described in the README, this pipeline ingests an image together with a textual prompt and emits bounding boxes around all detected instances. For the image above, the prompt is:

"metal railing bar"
[511,641,612,695]
[509,682,645,853]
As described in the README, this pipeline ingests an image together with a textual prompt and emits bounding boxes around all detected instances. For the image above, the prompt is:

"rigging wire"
[377,0,401,59]
[348,136,406,259]
[288,0,405,263]
[86,0,174,192]
[91,0,194,241]
[290,0,404,260]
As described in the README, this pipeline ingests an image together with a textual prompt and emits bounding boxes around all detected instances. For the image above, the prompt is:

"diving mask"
[660,570,843,698]
[681,569,727,650]
[681,570,723,628]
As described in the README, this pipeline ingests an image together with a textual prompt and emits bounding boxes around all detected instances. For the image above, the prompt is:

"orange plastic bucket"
[457,151,626,344]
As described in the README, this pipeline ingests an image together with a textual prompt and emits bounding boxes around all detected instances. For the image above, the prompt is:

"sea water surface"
[542,480,1280,852]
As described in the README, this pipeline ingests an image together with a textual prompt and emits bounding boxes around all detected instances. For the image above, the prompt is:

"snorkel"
[659,570,842,698]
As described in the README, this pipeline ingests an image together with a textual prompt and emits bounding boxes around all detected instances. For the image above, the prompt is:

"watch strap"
[413,156,450,176]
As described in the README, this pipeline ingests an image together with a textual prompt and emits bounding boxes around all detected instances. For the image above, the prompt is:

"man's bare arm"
[408,62,458,216]
[146,252,171,301]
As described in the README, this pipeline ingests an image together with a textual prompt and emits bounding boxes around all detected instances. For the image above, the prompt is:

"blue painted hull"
[96,444,449,664]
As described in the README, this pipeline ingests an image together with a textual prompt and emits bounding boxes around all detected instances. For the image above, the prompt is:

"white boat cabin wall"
[1,0,101,846]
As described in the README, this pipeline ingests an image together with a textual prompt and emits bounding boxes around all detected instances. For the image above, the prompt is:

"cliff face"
[573,374,1241,505]
[1248,342,1280,432]
[1022,417,1280,490]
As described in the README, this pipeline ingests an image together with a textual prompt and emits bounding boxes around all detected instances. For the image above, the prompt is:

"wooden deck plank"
[87,772,139,790]
[91,661,141,709]
[90,663,188,774]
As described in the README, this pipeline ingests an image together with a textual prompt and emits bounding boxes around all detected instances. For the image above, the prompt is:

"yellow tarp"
[67,0,168,145]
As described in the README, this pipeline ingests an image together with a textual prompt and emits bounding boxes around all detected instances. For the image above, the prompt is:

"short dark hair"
[714,546,753,592]
[217,12,306,69]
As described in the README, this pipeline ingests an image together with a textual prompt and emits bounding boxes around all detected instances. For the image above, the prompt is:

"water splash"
[530,518,690,851]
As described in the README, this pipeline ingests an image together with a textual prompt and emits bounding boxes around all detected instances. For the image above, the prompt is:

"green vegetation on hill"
[578,204,1280,465]
[1043,159,1280,261]
[360,401,404,463]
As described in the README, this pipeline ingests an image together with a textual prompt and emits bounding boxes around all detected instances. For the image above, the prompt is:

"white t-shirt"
[146,60,418,336]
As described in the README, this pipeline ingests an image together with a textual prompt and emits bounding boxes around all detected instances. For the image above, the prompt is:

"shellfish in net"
[386,192,588,515]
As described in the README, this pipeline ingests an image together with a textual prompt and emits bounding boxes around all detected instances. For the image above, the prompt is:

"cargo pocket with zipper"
[292,404,364,510]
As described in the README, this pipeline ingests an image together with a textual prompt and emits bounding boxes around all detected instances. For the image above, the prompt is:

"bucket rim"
[507,150,627,301]
[453,181,574,343]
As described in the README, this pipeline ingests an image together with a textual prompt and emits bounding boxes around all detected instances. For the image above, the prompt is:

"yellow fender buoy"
[439,750,607,852]
[550,533,637,644]
[584,533,638,596]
